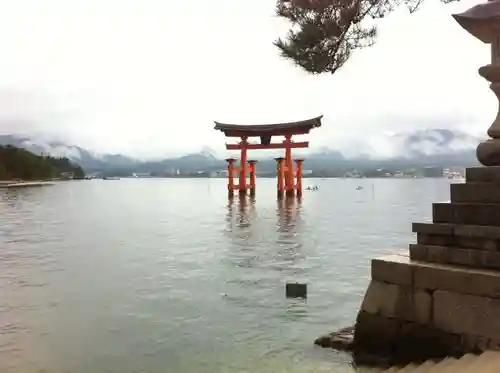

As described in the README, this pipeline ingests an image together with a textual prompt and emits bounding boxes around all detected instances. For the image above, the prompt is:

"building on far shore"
[132,172,151,178]
[422,166,444,178]
[210,170,228,178]
[60,172,74,180]
[444,167,466,179]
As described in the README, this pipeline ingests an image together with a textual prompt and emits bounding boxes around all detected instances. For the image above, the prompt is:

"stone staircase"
[354,350,500,373]
[352,167,500,363]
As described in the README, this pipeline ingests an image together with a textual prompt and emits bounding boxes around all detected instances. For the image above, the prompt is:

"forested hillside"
[0,145,85,180]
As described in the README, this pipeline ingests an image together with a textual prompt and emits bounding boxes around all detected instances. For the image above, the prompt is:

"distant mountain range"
[0,128,482,173]
[0,135,137,170]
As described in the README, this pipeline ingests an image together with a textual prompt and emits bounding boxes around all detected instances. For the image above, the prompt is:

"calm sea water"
[0,178,451,373]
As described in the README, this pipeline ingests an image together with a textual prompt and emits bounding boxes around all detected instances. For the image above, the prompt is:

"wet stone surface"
[314,326,355,350]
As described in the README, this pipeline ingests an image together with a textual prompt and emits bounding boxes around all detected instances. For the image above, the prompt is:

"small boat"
[356,185,363,190]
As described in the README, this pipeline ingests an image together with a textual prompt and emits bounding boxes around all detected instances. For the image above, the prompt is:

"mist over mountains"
[0,128,481,173]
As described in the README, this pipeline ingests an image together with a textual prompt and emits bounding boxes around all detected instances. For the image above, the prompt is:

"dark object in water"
[286,282,307,298]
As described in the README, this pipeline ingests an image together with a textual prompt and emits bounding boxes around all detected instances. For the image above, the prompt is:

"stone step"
[445,354,478,373]
[413,223,500,251]
[382,367,399,373]
[416,233,500,251]
[371,254,500,298]
[413,223,500,239]
[433,202,500,226]
[356,367,384,373]
[451,183,500,203]
[379,359,439,373]
[409,244,500,270]
[397,363,418,372]
[466,167,500,183]
[429,357,458,373]
[457,350,500,372]
[416,233,500,252]
[412,223,454,236]
[410,360,436,373]
[376,351,500,373]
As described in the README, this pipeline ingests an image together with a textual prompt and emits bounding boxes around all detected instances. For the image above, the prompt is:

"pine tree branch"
[275,0,459,74]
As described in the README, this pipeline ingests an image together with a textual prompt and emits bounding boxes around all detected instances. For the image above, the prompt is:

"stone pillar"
[453,0,500,166]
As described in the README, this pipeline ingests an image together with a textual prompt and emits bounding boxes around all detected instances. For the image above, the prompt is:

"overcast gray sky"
[0,0,492,158]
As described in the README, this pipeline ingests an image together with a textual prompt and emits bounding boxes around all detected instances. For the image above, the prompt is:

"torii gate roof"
[214,116,323,137]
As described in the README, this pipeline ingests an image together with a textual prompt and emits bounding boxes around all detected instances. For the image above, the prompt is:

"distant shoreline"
[115,175,456,180]
[0,180,58,188]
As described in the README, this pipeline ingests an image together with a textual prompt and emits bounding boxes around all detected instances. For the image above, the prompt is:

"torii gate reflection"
[223,196,306,285]
[225,195,302,238]
[225,195,257,230]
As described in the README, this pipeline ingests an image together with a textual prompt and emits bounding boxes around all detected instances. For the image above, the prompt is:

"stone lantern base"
[321,166,500,365]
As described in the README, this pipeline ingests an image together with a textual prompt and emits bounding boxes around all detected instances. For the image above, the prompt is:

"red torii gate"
[214,116,322,198]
